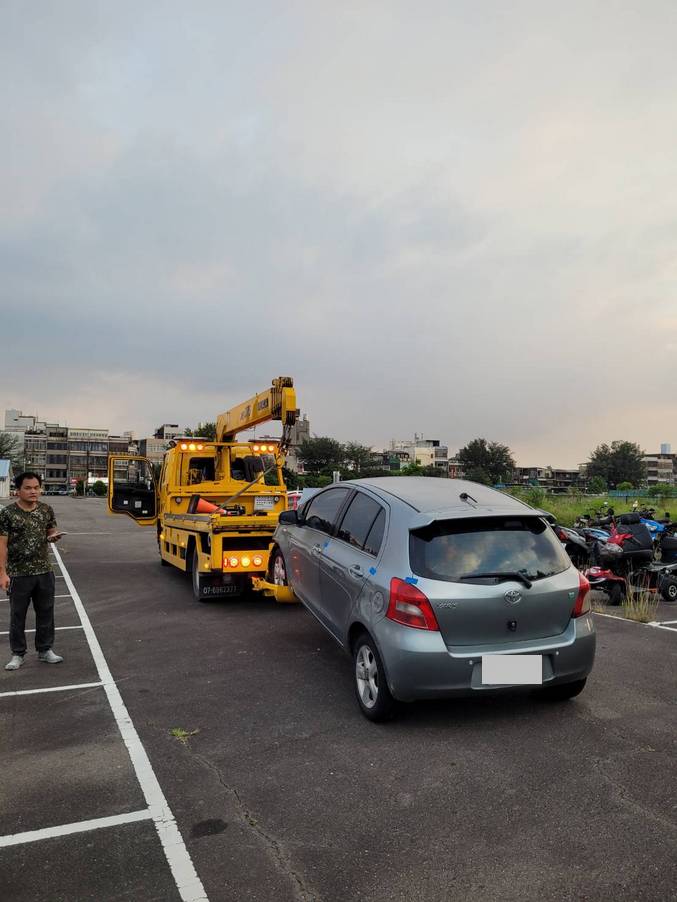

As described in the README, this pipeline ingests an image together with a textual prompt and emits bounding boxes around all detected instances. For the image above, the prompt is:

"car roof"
[344,477,540,521]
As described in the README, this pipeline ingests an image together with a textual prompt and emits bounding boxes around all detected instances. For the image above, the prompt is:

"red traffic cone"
[189,496,225,515]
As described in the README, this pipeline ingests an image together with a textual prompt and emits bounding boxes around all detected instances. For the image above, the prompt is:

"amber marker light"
[252,555,263,567]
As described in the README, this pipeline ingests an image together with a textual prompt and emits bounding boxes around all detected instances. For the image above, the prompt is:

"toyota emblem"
[504,589,522,605]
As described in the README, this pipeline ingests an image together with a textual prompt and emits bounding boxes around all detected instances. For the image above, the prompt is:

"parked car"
[270,477,596,721]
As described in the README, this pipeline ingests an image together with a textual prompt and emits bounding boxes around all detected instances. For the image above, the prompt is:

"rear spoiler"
[409,506,557,530]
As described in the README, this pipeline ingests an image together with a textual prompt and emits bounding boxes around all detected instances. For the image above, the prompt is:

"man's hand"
[0,572,10,593]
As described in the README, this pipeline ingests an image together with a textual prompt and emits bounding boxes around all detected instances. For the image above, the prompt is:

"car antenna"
[460,492,478,505]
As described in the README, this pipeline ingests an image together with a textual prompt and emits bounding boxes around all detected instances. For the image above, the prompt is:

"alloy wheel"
[355,644,379,709]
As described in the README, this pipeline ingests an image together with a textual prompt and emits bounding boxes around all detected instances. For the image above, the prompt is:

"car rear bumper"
[377,614,596,702]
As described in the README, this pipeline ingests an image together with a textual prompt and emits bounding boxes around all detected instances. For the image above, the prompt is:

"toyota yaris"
[270,478,596,721]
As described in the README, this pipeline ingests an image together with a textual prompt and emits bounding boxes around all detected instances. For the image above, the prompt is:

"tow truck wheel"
[271,548,288,586]
[192,547,209,602]
[660,576,677,603]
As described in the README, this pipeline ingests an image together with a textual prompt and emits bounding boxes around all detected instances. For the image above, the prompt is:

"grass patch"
[620,583,661,623]
[503,490,673,528]
[170,727,200,745]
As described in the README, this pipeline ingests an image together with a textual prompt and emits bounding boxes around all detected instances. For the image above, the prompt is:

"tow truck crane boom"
[215,376,299,444]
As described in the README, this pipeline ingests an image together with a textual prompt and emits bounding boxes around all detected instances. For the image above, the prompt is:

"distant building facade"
[3,409,134,492]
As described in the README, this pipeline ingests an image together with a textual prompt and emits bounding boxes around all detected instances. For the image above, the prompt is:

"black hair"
[15,471,43,489]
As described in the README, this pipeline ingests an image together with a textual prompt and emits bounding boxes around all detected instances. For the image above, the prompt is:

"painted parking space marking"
[0,681,103,698]
[0,625,83,636]
[49,545,209,902]
[594,611,677,633]
[55,594,73,598]
[0,810,153,848]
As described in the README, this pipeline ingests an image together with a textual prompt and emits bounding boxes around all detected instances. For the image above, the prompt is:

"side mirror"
[279,510,298,525]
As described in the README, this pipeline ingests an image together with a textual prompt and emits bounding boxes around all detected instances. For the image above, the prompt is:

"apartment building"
[643,444,675,486]
[4,409,134,492]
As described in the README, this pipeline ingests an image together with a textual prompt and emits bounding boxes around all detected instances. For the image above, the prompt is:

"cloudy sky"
[3,2,677,467]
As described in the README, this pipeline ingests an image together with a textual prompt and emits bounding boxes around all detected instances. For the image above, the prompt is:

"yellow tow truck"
[107,377,298,602]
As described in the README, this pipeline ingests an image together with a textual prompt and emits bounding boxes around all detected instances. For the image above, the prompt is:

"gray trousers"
[8,572,56,656]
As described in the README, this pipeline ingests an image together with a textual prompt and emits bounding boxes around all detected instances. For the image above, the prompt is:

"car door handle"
[349,564,363,579]
[311,544,322,556]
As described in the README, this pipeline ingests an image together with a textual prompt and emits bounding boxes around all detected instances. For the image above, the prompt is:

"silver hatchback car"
[270,477,596,721]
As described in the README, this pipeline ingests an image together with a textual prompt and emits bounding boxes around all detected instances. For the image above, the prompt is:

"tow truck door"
[107,456,158,527]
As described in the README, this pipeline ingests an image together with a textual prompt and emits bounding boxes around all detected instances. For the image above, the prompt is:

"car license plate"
[481,654,543,685]
[254,496,275,510]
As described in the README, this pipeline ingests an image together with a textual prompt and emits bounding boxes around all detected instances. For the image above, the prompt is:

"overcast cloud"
[3,1,677,467]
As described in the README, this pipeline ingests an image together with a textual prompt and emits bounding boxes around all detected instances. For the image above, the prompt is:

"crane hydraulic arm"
[215,376,299,445]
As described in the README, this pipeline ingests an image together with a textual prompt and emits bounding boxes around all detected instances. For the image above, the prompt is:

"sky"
[2,1,677,468]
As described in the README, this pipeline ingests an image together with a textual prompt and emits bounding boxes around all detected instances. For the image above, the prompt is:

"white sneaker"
[5,655,24,671]
[38,649,63,664]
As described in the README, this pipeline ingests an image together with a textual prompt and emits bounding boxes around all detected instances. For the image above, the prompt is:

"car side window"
[337,493,383,550]
[303,488,351,535]
[363,509,386,557]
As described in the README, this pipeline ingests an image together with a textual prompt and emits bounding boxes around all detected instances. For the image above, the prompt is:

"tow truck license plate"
[481,654,542,685]
[254,496,275,510]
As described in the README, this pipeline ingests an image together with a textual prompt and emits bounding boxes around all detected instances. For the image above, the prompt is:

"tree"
[343,442,373,475]
[92,480,107,497]
[184,422,216,441]
[457,438,516,485]
[588,476,607,494]
[587,441,645,489]
[617,481,634,492]
[0,432,23,470]
[647,482,674,498]
[296,437,344,476]
[464,466,492,485]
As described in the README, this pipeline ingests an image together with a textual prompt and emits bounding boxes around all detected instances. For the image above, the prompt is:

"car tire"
[607,583,623,606]
[353,632,397,722]
[192,546,209,602]
[270,548,288,586]
[660,576,677,604]
[538,678,587,701]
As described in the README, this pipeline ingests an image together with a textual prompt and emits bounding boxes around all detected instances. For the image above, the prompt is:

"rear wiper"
[459,571,533,589]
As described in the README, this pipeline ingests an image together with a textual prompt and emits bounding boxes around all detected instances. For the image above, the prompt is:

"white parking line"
[0,626,83,636]
[50,546,209,902]
[0,682,103,698]
[595,611,677,633]
[55,594,72,598]
[0,810,153,848]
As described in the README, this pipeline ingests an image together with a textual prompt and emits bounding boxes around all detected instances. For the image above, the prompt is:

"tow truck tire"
[192,547,209,602]
[271,548,288,586]
[660,576,677,603]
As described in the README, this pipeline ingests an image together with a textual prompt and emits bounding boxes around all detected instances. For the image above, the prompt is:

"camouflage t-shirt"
[0,502,57,576]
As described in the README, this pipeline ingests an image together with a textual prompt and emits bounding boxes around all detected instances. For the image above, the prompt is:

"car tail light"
[252,555,263,567]
[386,578,440,631]
[572,571,591,617]
[226,556,239,568]
[241,556,251,567]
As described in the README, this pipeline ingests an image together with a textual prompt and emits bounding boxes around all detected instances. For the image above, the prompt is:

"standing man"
[0,472,64,671]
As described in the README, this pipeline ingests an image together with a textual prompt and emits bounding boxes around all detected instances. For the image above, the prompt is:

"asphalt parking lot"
[1,498,676,902]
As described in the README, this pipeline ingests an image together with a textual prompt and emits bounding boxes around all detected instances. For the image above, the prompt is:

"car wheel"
[538,678,587,701]
[607,583,623,606]
[192,546,210,602]
[271,548,288,586]
[353,633,397,722]
[660,576,677,604]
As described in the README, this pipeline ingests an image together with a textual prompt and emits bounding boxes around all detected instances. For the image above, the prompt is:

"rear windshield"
[409,516,569,583]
